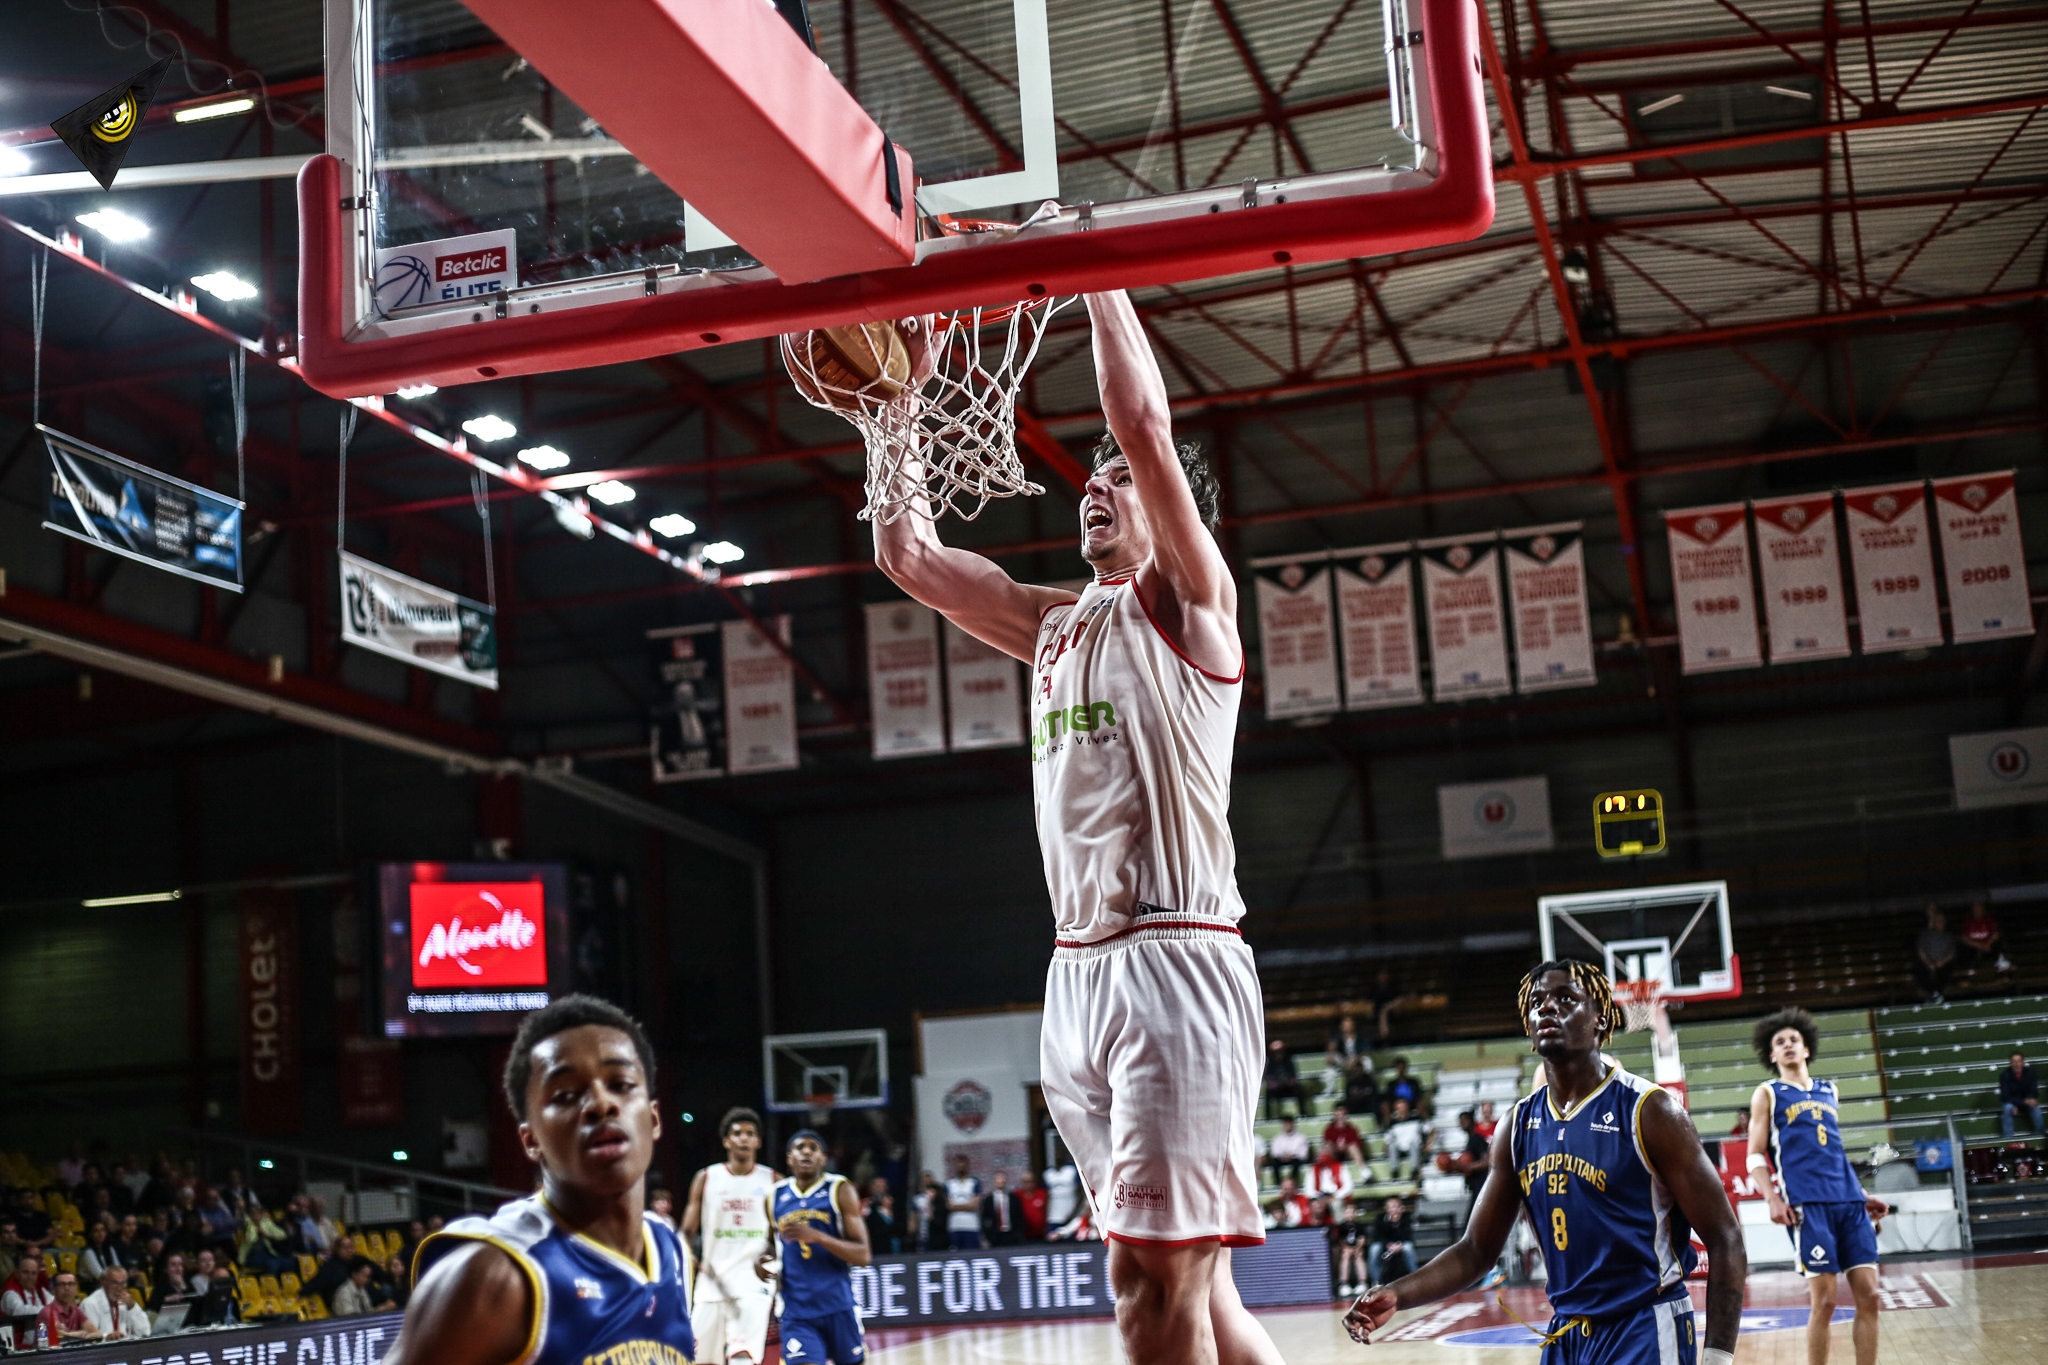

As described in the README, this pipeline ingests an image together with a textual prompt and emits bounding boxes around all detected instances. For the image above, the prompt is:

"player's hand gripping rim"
[1343,1287,1399,1344]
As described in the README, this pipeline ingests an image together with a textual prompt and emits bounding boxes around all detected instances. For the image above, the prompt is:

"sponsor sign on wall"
[238,889,302,1135]
[1333,543,1422,710]
[1438,775,1554,860]
[339,551,498,688]
[374,228,518,310]
[408,881,548,989]
[1419,534,1511,701]
[1752,494,1850,663]
[944,619,1024,750]
[723,615,799,774]
[1252,552,1341,719]
[1932,471,2033,643]
[1843,482,1942,652]
[1666,503,1762,673]
[867,601,947,758]
[648,622,726,782]
[1951,726,2048,809]
[42,425,243,589]
[1502,522,1596,692]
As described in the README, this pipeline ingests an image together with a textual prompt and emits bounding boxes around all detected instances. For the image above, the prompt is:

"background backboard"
[1536,881,1741,1003]
[763,1028,890,1113]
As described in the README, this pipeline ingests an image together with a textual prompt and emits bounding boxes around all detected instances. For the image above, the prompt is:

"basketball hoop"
[1614,979,1664,1035]
[782,205,1076,525]
[804,1094,835,1128]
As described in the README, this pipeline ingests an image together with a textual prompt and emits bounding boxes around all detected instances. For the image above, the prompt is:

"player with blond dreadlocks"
[1346,961,1747,1365]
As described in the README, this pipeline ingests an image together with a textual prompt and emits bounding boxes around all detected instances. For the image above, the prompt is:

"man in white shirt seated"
[82,1266,151,1341]
[1264,1116,1310,1187]
[1383,1098,1430,1180]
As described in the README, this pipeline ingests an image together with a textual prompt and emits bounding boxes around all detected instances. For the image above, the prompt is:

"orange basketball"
[786,317,934,410]
[1435,1152,1454,1173]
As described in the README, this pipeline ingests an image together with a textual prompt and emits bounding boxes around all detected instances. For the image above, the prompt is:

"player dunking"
[1347,962,1747,1365]
[388,996,696,1365]
[758,1131,871,1364]
[681,1107,777,1365]
[874,290,1278,1365]
[1747,1008,1889,1365]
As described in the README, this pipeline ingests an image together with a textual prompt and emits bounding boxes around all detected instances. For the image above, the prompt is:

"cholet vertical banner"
[238,888,303,1134]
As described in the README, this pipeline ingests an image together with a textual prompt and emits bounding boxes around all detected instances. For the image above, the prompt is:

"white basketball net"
[1614,980,1665,1035]
[781,295,1076,524]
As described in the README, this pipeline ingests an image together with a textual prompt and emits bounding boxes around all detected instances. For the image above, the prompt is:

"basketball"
[786,317,934,410]
[1435,1152,1454,1173]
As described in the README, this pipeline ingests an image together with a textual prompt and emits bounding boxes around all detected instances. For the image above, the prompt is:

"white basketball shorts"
[1040,918,1266,1246]
[692,1284,771,1363]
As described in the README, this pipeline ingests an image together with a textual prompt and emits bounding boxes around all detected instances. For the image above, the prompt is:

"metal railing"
[170,1128,527,1225]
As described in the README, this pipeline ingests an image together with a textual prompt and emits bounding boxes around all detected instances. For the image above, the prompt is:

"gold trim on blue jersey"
[1631,1084,1660,1181]
[540,1194,659,1284]
[1546,1065,1621,1122]
[413,1229,550,1365]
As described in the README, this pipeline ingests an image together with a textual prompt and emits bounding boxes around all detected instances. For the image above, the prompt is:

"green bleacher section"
[1875,992,2048,1141]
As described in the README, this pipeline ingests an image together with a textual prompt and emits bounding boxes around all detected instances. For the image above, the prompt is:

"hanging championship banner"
[724,615,800,775]
[944,619,1023,750]
[1665,504,1762,673]
[339,551,499,688]
[1843,482,1942,652]
[1752,494,1850,663]
[1251,552,1340,719]
[648,622,726,782]
[1419,534,1511,701]
[42,425,244,590]
[1334,544,1422,710]
[1932,471,2033,643]
[1502,523,1595,692]
[868,601,946,758]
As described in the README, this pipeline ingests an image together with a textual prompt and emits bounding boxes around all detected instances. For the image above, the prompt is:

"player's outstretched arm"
[871,442,1073,662]
[1640,1089,1745,1358]
[1345,1116,1522,1343]
[681,1166,708,1252]
[384,1242,532,1365]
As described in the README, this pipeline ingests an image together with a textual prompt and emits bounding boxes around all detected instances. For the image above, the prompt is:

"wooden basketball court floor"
[844,1251,2048,1364]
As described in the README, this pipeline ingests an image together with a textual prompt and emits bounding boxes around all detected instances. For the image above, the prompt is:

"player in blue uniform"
[1347,960,1745,1365]
[389,995,697,1365]
[756,1131,871,1364]
[1746,1007,1890,1365]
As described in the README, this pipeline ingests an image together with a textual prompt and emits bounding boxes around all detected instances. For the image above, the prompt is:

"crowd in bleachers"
[0,1149,433,1347]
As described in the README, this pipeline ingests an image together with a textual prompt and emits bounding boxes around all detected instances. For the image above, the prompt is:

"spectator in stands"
[1384,1098,1429,1181]
[1266,1115,1310,1187]
[1264,1176,1312,1229]
[647,1188,677,1232]
[2,1250,54,1348]
[1382,1056,1423,1121]
[220,1169,249,1218]
[2000,1050,2044,1138]
[87,1183,116,1230]
[861,1178,899,1254]
[0,1217,22,1287]
[81,1265,149,1342]
[309,1196,341,1254]
[945,1156,985,1251]
[302,1233,358,1309]
[331,1257,380,1316]
[9,1189,53,1250]
[1330,1013,1365,1064]
[238,1197,293,1274]
[134,1159,174,1218]
[189,1248,224,1299]
[1474,1101,1498,1141]
[1959,903,2014,976]
[1368,1196,1415,1288]
[149,1250,197,1313]
[1042,1144,1081,1236]
[1322,1104,1365,1165]
[55,1144,87,1191]
[1263,1037,1305,1118]
[78,1220,119,1289]
[1452,1110,1490,1197]
[197,1187,238,1251]
[1332,1202,1369,1298]
[1912,903,1958,1002]
[167,1209,209,1261]
[1306,1145,1353,1204]
[1343,1057,1379,1120]
[37,1269,99,1345]
[980,1171,1025,1247]
[1016,1170,1049,1242]
[106,1164,136,1219]
[383,1254,412,1311]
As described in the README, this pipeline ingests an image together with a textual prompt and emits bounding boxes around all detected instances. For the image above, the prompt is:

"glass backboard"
[1536,881,1742,1003]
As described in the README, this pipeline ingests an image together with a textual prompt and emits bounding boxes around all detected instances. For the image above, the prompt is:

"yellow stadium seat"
[280,1272,301,1295]
[298,1254,319,1280]
[56,1251,78,1275]
[303,1295,328,1321]
[259,1275,282,1298]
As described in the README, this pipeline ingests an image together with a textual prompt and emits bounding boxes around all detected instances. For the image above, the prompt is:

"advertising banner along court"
[1251,552,1341,719]
[1502,523,1595,692]
[1932,471,2033,643]
[867,601,946,758]
[1666,504,1762,673]
[42,424,244,590]
[339,551,498,688]
[1419,534,1510,701]
[1843,482,1942,652]
[1752,494,1850,663]
[1333,543,1422,710]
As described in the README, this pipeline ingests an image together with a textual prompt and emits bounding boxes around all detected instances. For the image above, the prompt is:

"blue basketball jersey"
[1510,1065,1696,1319]
[1767,1077,1865,1204]
[773,1174,855,1321]
[416,1193,696,1365]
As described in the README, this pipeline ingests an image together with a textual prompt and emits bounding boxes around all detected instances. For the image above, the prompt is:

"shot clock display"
[1594,789,1667,858]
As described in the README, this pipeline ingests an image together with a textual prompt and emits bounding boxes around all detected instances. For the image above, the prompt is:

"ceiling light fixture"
[587,479,636,505]
[395,383,438,400]
[0,145,30,178]
[1637,93,1686,116]
[1559,249,1591,287]
[82,889,183,908]
[1765,86,1813,101]
[190,271,258,302]
[517,444,571,471]
[461,414,518,442]
[701,541,745,565]
[77,208,149,243]
[649,513,696,538]
[175,97,257,123]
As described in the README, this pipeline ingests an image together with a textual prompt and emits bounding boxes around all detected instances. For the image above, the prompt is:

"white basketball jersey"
[697,1162,776,1302]
[1030,575,1246,944]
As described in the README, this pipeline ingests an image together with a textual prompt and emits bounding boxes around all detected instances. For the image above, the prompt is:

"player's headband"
[788,1128,825,1151]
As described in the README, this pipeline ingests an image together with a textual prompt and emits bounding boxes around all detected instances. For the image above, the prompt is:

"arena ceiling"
[0,0,2044,831]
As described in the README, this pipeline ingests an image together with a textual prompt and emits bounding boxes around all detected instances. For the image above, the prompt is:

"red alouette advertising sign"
[408,882,548,989]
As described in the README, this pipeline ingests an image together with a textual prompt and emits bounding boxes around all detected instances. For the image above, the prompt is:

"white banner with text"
[1843,482,1942,652]
[1666,504,1762,674]
[1503,523,1596,692]
[1932,471,2033,644]
[867,601,947,758]
[1752,494,1850,663]
[723,615,799,774]
[1334,543,1423,710]
[944,619,1024,750]
[1252,553,1341,719]
[1419,535,1511,701]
